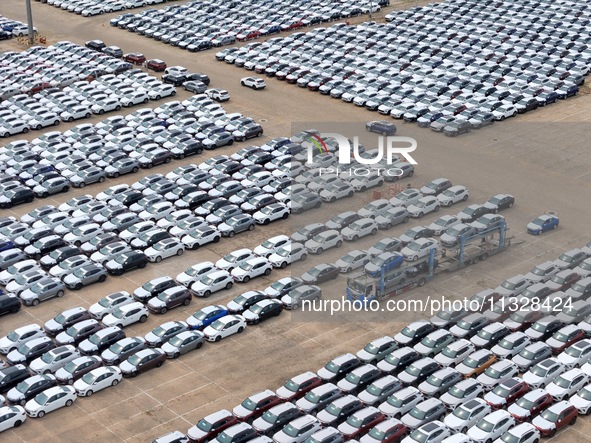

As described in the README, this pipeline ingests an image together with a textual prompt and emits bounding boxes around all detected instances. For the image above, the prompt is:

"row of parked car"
[39,0,177,17]
[0,42,183,137]
[109,0,389,52]
[0,88,265,207]
[220,0,589,136]
[142,237,591,443]
[0,16,37,40]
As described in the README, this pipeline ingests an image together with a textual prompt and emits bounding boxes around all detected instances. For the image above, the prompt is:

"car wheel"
[38,410,45,418]
[79,182,86,188]
[371,228,377,235]
[139,315,147,323]
[336,240,343,247]
[155,95,161,100]
[329,197,336,203]
[301,254,307,261]
[403,216,410,223]
[264,268,271,276]
[237,326,244,333]
[461,427,467,434]
[228,231,235,237]
[155,256,162,263]
[412,255,418,261]
[57,290,65,297]
[98,109,104,115]
[316,247,323,254]
[160,306,167,315]
[75,283,83,290]
[225,281,233,290]
[434,205,440,212]
[203,290,211,298]
[352,235,359,242]
[418,212,424,218]
[65,399,73,407]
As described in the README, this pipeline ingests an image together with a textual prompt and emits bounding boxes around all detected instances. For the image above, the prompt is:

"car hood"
[119,360,136,373]
[507,402,530,418]
[232,404,252,419]
[317,367,337,381]
[226,300,243,312]
[148,298,166,308]
[242,310,258,321]
[531,415,554,430]
[526,222,541,231]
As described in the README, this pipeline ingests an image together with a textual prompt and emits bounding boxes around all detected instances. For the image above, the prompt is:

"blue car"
[186,305,228,330]
[0,241,15,252]
[527,215,559,235]
[364,252,404,276]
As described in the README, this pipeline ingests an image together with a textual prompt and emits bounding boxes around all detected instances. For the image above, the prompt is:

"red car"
[146,59,167,72]
[238,30,261,42]
[187,409,239,443]
[507,389,553,422]
[532,401,578,437]
[546,325,585,354]
[276,371,323,401]
[337,407,386,440]
[23,81,50,95]
[123,52,146,64]
[232,390,283,422]
[484,377,530,410]
[504,309,543,332]
[365,418,408,443]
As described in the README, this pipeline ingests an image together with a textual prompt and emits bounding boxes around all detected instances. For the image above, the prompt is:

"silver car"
[105,158,140,178]
[29,345,81,374]
[63,263,108,290]
[161,330,204,358]
[19,277,66,306]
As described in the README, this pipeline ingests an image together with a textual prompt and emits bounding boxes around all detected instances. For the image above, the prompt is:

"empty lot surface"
[0,1,590,442]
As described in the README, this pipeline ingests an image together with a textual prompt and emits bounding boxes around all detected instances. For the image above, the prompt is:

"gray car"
[63,263,108,290]
[19,277,66,306]
[33,177,70,198]
[374,207,410,229]
[291,191,322,214]
[101,336,146,365]
[105,158,140,178]
[161,330,204,358]
[218,214,255,237]
[0,249,27,270]
[69,167,106,188]
[281,285,321,309]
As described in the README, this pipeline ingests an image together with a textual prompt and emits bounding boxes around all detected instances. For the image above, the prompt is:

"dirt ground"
[0,1,590,442]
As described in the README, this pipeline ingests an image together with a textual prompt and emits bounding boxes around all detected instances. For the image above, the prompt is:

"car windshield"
[277,247,291,257]
[493,384,511,397]
[283,424,302,438]
[64,360,80,373]
[35,392,49,405]
[532,218,545,226]
[579,387,591,401]
[405,364,422,376]
[127,354,141,366]
[201,275,215,285]
[346,414,364,427]
[498,338,515,350]
[168,336,184,347]
[553,332,569,342]
[541,409,559,422]
[409,429,429,443]
[209,320,225,331]
[368,427,386,441]
[453,406,472,419]
[530,364,549,377]
[477,419,495,432]
[500,432,520,443]
[565,346,583,357]
[554,376,571,388]
[400,326,417,338]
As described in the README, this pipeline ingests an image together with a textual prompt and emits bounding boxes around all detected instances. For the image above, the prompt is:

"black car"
[6,374,57,406]
[0,365,30,393]
[188,41,213,52]
[139,150,172,168]
[25,236,66,260]
[178,191,212,210]
[398,358,441,385]
[85,39,105,51]
[172,141,203,159]
[40,246,81,269]
[227,291,269,314]
[366,120,397,136]
[469,112,495,128]
[105,251,148,275]
[0,294,21,315]
[162,74,186,86]
[443,120,471,136]
[133,276,178,303]
[186,72,210,85]
[516,98,539,113]
[102,46,123,58]
[317,396,363,426]
[81,233,120,255]
[0,187,34,208]
[234,124,264,142]
[112,189,144,207]
[7,337,56,365]
[0,31,12,40]
[302,264,340,284]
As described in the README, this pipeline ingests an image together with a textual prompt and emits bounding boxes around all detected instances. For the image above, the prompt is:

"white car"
[60,105,91,122]
[253,203,290,225]
[0,120,29,137]
[545,368,589,401]
[0,260,40,286]
[203,315,247,342]
[407,196,441,218]
[444,398,491,433]
[269,243,307,268]
[89,291,134,320]
[254,235,290,258]
[176,261,218,288]
[91,241,132,265]
[319,182,355,202]
[0,405,26,431]
[467,410,515,443]
[91,98,121,114]
[29,346,81,375]
[145,238,185,263]
[120,91,149,107]
[491,423,540,443]
[191,270,233,298]
[401,238,439,261]
[215,249,255,271]
[206,89,230,102]
[0,324,45,354]
[428,215,461,236]
[181,226,221,249]
[437,186,469,207]
[435,339,476,367]
[492,105,517,121]
[148,84,176,100]
[73,366,122,397]
[304,230,343,254]
[340,218,378,241]
[25,385,77,417]
[102,302,149,328]
[335,250,371,273]
[241,77,266,90]
[27,112,61,130]
[557,339,591,369]
[570,382,591,415]
[231,257,272,283]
